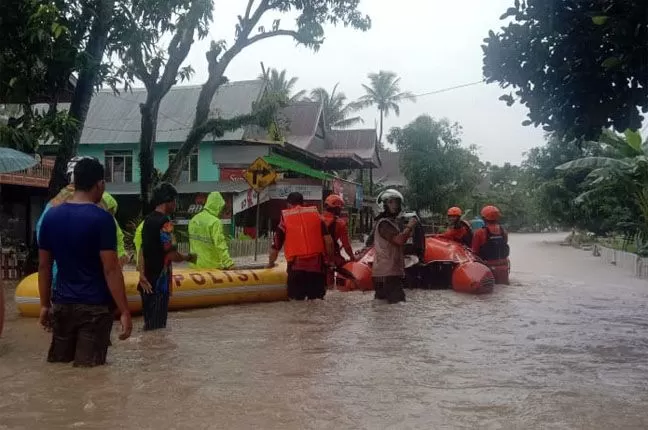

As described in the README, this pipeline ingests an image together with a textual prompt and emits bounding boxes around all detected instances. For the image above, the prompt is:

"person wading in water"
[372,189,417,304]
[38,157,132,367]
[139,183,196,330]
[268,192,334,300]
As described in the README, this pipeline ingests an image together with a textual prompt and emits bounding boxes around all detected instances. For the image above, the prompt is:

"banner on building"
[267,184,322,201]
[233,187,269,215]
[219,168,247,182]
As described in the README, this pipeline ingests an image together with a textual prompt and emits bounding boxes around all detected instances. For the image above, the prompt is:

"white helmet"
[376,189,404,206]
[66,156,96,184]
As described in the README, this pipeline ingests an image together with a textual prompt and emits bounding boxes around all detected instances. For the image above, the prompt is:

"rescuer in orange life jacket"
[472,205,510,284]
[436,206,473,247]
[322,194,356,288]
[268,192,334,300]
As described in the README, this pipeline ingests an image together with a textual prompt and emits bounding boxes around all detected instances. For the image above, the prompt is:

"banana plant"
[556,129,648,252]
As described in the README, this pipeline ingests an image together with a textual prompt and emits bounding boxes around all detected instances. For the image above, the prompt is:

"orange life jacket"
[282,205,325,261]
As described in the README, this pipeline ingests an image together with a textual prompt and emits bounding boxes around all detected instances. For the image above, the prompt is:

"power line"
[405,80,485,99]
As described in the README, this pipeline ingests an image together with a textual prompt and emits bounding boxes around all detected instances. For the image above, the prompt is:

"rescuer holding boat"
[139,183,196,330]
[188,191,234,270]
[372,189,417,303]
[472,205,510,284]
[436,206,473,247]
[322,194,356,288]
[268,192,334,300]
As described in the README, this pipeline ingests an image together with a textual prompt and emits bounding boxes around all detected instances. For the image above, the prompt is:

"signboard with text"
[233,187,269,215]
[219,168,247,182]
[267,184,322,201]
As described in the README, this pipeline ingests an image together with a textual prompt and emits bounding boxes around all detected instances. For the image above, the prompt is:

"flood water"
[2,233,648,429]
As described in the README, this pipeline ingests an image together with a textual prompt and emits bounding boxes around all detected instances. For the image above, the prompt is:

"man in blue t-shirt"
[38,157,132,367]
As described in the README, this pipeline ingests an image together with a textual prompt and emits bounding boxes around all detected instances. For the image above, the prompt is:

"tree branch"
[130,41,154,89]
[158,1,205,95]
[246,29,313,47]
[244,0,256,22]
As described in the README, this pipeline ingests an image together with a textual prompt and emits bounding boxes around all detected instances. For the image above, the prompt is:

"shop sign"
[267,184,322,201]
[233,187,269,215]
[219,168,247,182]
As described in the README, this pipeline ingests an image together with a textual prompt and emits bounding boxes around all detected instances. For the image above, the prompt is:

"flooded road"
[2,233,648,429]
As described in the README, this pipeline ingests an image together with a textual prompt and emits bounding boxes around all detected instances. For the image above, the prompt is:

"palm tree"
[309,83,363,129]
[355,70,415,145]
[258,68,306,102]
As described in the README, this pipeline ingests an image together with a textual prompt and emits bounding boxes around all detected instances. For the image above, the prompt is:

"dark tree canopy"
[483,0,648,140]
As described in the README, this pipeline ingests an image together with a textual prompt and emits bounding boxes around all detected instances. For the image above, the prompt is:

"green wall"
[78,142,219,182]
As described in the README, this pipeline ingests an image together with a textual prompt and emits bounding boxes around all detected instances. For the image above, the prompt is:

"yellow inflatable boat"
[15,264,289,317]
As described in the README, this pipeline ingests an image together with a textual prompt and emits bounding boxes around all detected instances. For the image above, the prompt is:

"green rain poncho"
[188,192,233,269]
[134,221,143,267]
[101,192,127,260]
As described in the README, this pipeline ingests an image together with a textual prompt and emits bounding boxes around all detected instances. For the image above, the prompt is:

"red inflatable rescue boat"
[338,236,500,294]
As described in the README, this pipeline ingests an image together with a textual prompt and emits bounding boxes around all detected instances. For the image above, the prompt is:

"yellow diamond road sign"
[245,157,277,192]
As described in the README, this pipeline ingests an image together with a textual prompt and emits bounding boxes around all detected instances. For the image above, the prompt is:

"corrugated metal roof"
[35,80,265,144]
[373,150,406,187]
[323,129,380,167]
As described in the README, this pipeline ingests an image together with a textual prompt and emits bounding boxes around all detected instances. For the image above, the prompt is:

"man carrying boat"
[268,192,334,300]
[472,205,510,284]
[436,206,473,247]
[372,189,417,304]
[188,191,234,270]
[322,194,356,288]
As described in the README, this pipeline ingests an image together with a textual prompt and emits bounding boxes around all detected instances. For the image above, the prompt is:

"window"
[105,150,133,183]
[168,149,198,183]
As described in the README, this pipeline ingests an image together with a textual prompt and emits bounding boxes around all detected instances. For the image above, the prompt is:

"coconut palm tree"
[258,68,306,102]
[354,70,415,145]
[309,83,363,129]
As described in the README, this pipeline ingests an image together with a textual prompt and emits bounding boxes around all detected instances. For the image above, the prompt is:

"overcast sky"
[180,0,547,165]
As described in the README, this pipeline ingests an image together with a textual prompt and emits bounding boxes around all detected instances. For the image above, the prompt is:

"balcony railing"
[0,158,54,188]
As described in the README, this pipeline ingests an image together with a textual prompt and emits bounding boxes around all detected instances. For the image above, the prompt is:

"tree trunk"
[47,0,114,198]
[139,99,160,214]
[163,59,229,184]
[378,109,384,150]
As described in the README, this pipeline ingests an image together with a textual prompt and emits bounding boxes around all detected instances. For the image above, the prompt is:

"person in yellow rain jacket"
[101,192,129,266]
[134,221,144,270]
[188,192,234,269]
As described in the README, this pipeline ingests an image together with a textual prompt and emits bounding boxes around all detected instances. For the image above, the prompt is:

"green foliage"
[483,0,648,139]
[163,0,370,184]
[556,131,648,239]
[388,115,481,213]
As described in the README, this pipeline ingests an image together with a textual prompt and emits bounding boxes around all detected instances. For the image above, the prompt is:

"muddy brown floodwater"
[2,233,648,429]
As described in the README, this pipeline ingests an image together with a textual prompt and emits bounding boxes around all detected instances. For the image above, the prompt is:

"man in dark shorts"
[268,192,334,300]
[139,183,196,330]
[38,157,132,367]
